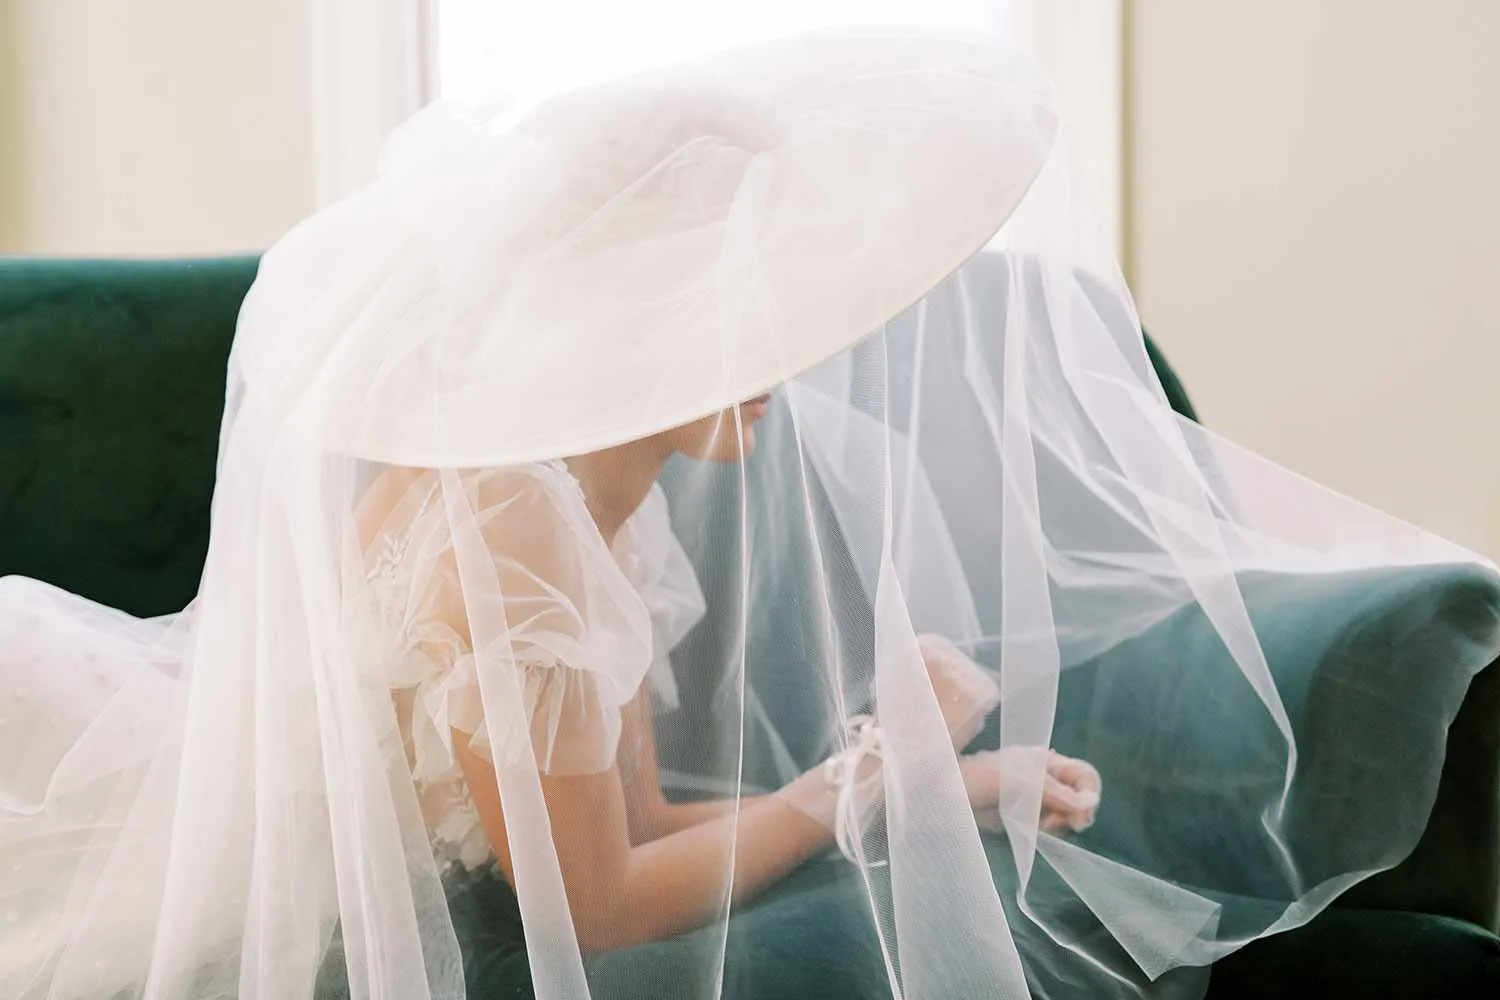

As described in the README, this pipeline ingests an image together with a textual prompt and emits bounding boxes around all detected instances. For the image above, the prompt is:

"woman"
[348,399,1100,952]
[3,26,1497,1000]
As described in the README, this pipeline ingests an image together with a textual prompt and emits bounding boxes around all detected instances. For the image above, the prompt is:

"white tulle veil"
[2,20,1497,1000]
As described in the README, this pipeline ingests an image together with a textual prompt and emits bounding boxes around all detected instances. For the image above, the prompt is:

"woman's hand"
[918,634,1001,750]
[960,748,1101,835]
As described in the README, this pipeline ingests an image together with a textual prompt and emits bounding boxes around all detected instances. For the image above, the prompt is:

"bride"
[3,26,1497,1000]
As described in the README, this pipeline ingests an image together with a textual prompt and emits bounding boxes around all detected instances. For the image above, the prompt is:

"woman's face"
[662,393,772,463]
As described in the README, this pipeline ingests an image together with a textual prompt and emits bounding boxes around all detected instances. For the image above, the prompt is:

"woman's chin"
[701,432,755,464]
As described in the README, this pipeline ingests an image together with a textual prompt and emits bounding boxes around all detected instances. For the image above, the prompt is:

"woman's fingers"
[1041,773,1091,813]
[1047,752,1101,791]
[1043,753,1101,830]
[972,747,1103,835]
[1040,813,1072,834]
[1042,773,1098,833]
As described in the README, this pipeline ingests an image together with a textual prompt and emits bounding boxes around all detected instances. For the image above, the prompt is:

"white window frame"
[307,0,436,206]
[1011,0,1125,254]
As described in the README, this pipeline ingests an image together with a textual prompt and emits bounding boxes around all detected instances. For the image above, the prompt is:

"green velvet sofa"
[2,256,1497,998]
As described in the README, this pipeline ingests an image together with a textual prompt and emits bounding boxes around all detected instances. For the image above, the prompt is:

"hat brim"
[313,27,1057,465]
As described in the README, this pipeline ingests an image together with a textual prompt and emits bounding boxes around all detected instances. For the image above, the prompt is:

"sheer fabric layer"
[1,24,1497,1000]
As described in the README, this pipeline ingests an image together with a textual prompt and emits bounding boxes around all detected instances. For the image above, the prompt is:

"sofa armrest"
[1032,563,1500,930]
[1338,656,1500,931]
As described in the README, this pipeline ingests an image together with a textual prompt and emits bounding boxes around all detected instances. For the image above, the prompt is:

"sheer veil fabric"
[3,25,1499,1000]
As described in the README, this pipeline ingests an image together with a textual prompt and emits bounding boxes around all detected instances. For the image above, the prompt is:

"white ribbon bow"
[823,714,887,866]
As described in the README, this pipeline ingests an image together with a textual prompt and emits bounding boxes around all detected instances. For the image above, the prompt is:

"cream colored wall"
[1128,0,1500,559]
[0,0,316,255]
[0,1,26,248]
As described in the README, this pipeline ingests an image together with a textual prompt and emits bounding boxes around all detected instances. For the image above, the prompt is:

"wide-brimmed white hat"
[238,28,1056,465]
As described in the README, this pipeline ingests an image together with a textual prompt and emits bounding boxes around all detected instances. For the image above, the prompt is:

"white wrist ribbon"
[823,714,887,866]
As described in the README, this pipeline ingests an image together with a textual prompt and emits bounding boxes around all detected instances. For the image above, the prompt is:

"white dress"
[357,461,707,872]
[0,461,705,995]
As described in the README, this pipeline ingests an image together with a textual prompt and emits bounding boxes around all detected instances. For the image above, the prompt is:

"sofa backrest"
[0,257,258,616]
[0,254,1196,619]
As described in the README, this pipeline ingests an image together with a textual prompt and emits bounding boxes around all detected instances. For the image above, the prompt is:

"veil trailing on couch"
[2,23,1498,1000]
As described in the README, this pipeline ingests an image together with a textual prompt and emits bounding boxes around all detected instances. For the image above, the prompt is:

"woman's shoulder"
[357,462,586,549]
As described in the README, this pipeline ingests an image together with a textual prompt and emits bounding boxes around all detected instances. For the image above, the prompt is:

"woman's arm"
[614,687,759,842]
[455,731,834,952]
[617,634,1001,843]
[455,683,1095,951]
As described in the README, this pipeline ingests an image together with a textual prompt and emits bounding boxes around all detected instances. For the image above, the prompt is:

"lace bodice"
[359,462,705,872]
